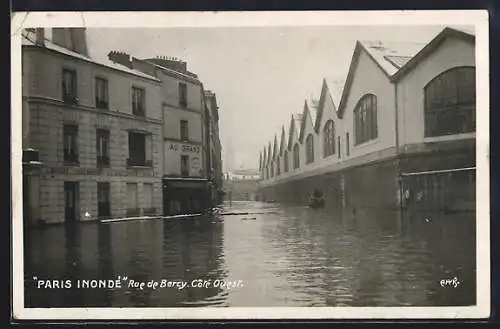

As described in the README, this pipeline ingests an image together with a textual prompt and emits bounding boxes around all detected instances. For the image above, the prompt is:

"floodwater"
[24,201,476,307]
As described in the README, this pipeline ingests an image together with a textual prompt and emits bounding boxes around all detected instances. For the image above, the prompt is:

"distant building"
[223,169,260,201]
[204,90,224,205]
[22,28,164,225]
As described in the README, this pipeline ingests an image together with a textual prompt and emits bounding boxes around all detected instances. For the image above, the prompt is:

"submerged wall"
[258,141,475,213]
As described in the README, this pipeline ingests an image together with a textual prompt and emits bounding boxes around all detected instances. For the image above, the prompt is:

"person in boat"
[309,188,325,208]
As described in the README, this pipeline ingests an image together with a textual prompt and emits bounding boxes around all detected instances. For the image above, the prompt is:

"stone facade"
[22,28,164,225]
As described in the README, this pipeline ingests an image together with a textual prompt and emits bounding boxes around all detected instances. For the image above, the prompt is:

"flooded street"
[24,201,476,307]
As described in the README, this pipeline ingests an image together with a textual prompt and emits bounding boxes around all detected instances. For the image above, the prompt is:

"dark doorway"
[64,181,79,222]
[98,182,111,218]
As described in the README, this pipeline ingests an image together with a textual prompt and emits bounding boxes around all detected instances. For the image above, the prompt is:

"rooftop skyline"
[79,25,469,170]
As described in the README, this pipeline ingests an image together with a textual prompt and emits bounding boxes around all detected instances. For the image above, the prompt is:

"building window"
[337,136,341,159]
[181,155,190,177]
[270,163,274,178]
[323,120,335,158]
[132,87,145,117]
[126,183,139,216]
[127,132,152,167]
[96,129,110,167]
[293,143,300,169]
[180,120,189,141]
[276,159,281,176]
[143,183,155,216]
[95,77,109,109]
[354,94,378,145]
[305,134,314,164]
[63,124,78,165]
[284,151,289,173]
[266,167,269,179]
[424,66,476,137]
[179,82,187,108]
[97,182,111,218]
[62,68,78,104]
[346,132,350,156]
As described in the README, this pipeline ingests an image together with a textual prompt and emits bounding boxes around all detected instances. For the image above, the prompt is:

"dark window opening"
[354,94,378,145]
[180,120,189,141]
[95,77,109,109]
[132,87,146,117]
[323,120,335,157]
[306,134,314,164]
[96,129,110,167]
[128,132,152,167]
[62,69,78,104]
[179,82,187,108]
[181,155,190,177]
[424,66,476,137]
[63,124,79,165]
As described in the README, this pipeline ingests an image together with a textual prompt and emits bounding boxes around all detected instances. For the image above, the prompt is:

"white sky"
[85,25,454,171]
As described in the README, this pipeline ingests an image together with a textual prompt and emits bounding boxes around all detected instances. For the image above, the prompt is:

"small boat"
[309,197,325,209]
[308,189,325,209]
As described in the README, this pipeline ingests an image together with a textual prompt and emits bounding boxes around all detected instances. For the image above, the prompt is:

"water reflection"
[24,201,475,307]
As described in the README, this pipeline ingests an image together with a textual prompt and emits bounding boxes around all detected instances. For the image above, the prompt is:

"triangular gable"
[299,100,316,143]
[262,147,267,168]
[287,114,298,151]
[337,39,424,118]
[279,126,286,156]
[272,135,278,160]
[315,77,345,132]
[391,26,475,82]
[267,142,272,165]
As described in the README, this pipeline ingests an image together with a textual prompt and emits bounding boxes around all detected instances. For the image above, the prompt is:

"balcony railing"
[96,99,109,110]
[63,93,79,105]
[143,207,157,216]
[126,208,141,217]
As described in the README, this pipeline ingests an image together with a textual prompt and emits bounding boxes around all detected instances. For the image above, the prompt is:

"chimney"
[108,51,132,69]
[35,28,45,47]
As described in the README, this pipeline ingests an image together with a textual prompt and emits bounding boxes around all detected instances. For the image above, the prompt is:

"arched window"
[270,163,274,178]
[323,120,335,157]
[354,94,378,145]
[293,143,300,169]
[306,134,314,164]
[266,167,269,180]
[424,66,475,137]
[276,159,281,176]
[284,150,289,172]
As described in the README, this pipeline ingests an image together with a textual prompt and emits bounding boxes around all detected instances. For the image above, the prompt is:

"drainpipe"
[394,83,402,210]
[394,83,400,154]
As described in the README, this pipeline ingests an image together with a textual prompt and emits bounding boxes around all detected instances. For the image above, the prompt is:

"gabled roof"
[337,26,475,118]
[299,100,317,143]
[267,142,272,165]
[359,40,426,77]
[391,26,475,82]
[314,77,345,132]
[262,147,267,168]
[287,113,300,151]
[279,126,286,156]
[272,135,278,161]
[336,39,425,118]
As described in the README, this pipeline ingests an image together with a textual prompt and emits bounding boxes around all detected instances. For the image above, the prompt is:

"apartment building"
[22,28,163,225]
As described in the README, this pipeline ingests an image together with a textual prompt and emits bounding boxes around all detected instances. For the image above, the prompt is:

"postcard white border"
[11,10,490,320]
